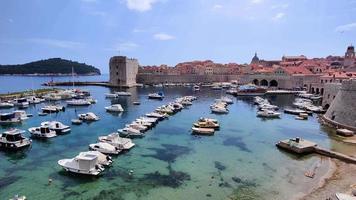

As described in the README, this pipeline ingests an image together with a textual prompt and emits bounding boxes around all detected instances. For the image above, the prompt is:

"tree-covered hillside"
[0,58,101,75]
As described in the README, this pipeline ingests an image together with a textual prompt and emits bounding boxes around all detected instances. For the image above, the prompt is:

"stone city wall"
[136,74,240,84]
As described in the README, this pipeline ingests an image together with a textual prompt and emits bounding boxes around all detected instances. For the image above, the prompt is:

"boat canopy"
[0,113,15,121]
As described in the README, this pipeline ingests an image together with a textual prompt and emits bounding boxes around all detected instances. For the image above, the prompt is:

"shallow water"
[0,82,355,200]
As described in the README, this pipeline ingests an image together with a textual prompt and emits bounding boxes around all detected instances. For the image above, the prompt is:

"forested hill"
[0,58,101,75]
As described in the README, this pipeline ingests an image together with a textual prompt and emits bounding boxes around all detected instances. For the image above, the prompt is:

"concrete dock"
[276,138,356,164]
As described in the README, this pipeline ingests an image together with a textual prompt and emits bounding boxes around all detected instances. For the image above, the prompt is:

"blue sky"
[0,0,356,73]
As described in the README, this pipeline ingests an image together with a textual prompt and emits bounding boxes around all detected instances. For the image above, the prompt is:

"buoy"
[48,178,53,185]
[129,170,134,176]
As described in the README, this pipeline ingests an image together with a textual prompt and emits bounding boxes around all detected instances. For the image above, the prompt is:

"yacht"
[85,97,97,104]
[193,120,220,129]
[116,91,132,96]
[41,105,65,113]
[28,125,57,138]
[133,101,141,105]
[235,84,266,96]
[191,127,215,135]
[126,123,147,132]
[0,101,14,108]
[193,85,200,91]
[66,99,91,106]
[137,117,158,124]
[40,121,71,134]
[284,108,309,115]
[198,117,218,123]
[118,127,144,138]
[78,112,100,121]
[0,113,22,125]
[105,104,124,112]
[257,110,281,118]
[78,151,112,167]
[27,96,45,104]
[0,129,31,150]
[105,93,118,98]
[146,112,168,120]
[258,104,279,111]
[58,153,105,176]
[13,98,29,109]
[71,119,83,125]
[211,106,229,114]
[13,110,29,121]
[98,133,135,150]
[220,96,233,104]
[148,92,164,100]
[133,119,153,128]
[89,142,121,155]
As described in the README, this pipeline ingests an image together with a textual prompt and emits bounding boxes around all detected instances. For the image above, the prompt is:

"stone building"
[323,79,356,131]
[343,45,356,71]
[322,82,342,109]
[109,56,138,87]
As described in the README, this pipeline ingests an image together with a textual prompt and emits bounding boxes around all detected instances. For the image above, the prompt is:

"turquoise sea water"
[0,76,355,200]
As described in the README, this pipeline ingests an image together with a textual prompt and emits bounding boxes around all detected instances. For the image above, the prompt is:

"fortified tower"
[323,79,356,131]
[109,56,138,87]
[344,45,355,69]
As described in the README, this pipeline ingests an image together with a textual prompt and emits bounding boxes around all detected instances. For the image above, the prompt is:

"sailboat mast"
[72,66,75,88]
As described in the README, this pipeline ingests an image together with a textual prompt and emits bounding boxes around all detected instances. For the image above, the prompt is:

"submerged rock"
[223,137,252,153]
[0,175,20,189]
[214,161,227,171]
[143,144,192,163]
[141,168,191,188]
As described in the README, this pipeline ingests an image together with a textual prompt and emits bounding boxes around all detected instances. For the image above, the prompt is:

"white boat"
[89,142,121,155]
[220,96,233,104]
[126,123,147,132]
[118,127,144,138]
[146,112,168,120]
[66,99,91,106]
[258,104,279,110]
[98,133,135,150]
[0,101,14,108]
[71,119,83,125]
[148,92,164,100]
[191,127,215,135]
[9,195,27,200]
[13,110,29,121]
[134,119,153,128]
[284,108,309,115]
[116,91,132,96]
[0,113,22,125]
[13,98,29,108]
[257,110,281,118]
[136,117,158,124]
[28,126,57,138]
[211,106,229,114]
[133,101,141,105]
[105,93,118,98]
[40,121,71,134]
[193,85,200,91]
[78,151,112,166]
[86,97,97,104]
[211,85,222,90]
[27,96,45,104]
[0,129,31,150]
[105,104,124,112]
[78,112,100,121]
[41,105,65,113]
[58,153,105,176]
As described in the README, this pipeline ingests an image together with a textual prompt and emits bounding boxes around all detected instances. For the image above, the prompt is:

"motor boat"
[257,110,281,118]
[125,123,147,132]
[85,97,97,104]
[41,105,65,113]
[191,127,215,135]
[211,106,229,114]
[0,101,14,108]
[284,108,309,115]
[198,117,218,124]
[28,125,57,138]
[78,112,100,121]
[156,106,174,114]
[134,119,153,128]
[295,113,308,120]
[0,129,31,150]
[9,195,27,200]
[220,96,233,104]
[89,142,121,155]
[27,96,45,104]
[13,98,29,109]
[78,151,112,166]
[180,100,192,106]
[105,93,118,98]
[66,99,91,106]
[40,121,71,134]
[0,113,22,125]
[105,104,124,112]
[148,92,164,100]
[226,89,237,95]
[305,105,325,113]
[258,104,279,111]
[146,112,168,120]
[13,110,29,121]
[193,120,220,129]
[235,84,266,96]
[193,85,200,91]
[116,91,132,96]
[118,127,144,138]
[133,101,141,105]
[58,153,105,176]
[211,85,222,90]
[71,119,83,125]
[98,133,135,150]
[137,117,158,124]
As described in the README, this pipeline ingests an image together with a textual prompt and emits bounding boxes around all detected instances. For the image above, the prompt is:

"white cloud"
[105,42,139,52]
[153,33,175,40]
[335,22,356,33]
[212,4,223,10]
[125,0,159,12]
[271,3,289,9]
[27,38,85,49]
[251,0,263,4]
[272,12,285,21]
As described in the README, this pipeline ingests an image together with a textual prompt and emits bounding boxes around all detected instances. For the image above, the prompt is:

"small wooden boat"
[191,127,215,135]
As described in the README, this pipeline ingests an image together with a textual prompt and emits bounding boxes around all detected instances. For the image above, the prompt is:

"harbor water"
[0,76,355,200]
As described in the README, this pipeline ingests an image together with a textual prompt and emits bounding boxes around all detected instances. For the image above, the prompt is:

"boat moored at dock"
[58,153,105,176]
[0,129,31,150]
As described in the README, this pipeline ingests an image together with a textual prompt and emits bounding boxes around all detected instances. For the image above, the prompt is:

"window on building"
[328,94,330,98]
[321,80,323,83]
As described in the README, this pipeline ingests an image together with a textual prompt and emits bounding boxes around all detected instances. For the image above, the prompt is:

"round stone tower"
[323,78,356,131]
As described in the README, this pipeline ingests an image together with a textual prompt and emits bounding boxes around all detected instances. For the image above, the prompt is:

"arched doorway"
[253,79,259,86]
[316,88,320,94]
[260,79,268,86]
[321,88,324,95]
[311,87,315,93]
[269,80,278,87]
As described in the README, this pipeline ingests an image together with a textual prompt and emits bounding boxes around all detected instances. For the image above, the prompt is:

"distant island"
[0,58,101,76]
